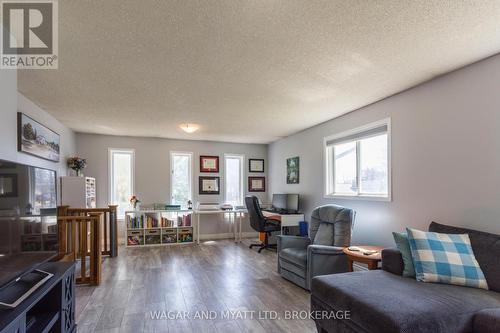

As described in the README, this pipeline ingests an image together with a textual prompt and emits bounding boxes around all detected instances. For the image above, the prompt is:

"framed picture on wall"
[17,112,60,162]
[0,174,18,198]
[249,159,265,173]
[199,176,220,194]
[286,156,299,184]
[248,176,265,192]
[200,155,219,173]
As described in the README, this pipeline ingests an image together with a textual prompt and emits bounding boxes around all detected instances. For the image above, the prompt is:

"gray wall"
[269,53,500,247]
[0,70,76,181]
[76,133,267,236]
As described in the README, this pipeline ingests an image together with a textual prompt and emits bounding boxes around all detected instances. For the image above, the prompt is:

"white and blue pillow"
[406,228,488,290]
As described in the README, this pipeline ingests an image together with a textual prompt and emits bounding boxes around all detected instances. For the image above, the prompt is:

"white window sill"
[324,194,392,202]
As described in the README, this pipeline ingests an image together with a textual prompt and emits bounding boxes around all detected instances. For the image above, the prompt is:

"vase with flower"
[67,156,87,177]
[130,195,141,211]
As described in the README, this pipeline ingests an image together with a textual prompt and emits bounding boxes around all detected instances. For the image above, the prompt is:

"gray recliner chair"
[277,205,355,290]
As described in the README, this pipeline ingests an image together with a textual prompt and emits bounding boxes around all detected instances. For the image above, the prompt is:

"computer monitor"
[286,194,299,213]
[271,194,299,213]
[272,194,287,210]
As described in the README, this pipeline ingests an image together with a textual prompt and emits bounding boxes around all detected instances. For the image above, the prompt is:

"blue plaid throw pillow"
[406,228,488,290]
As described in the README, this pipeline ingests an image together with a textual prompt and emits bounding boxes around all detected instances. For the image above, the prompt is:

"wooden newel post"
[57,205,69,216]
[88,212,102,285]
[57,206,70,259]
[108,205,118,257]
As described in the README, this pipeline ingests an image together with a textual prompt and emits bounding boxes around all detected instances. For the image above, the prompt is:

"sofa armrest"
[382,248,404,276]
[474,309,500,333]
[277,235,310,252]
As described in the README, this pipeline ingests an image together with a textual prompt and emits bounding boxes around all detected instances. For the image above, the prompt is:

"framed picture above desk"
[249,159,264,172]
[200,155,219,173]
[248,177,265,192]
[199,176,220,194]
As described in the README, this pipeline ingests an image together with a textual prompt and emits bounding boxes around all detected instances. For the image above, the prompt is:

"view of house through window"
[359,134,389,195]
[224,154,244,206]
[170,152,192,208]
[109,149,134,218]
[325,120,390,199]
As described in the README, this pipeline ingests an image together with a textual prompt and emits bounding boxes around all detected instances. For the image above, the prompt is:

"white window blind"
[170,152,192,208]
[324,119,391,200]
[224,154,244,206]
[109,149,135,218]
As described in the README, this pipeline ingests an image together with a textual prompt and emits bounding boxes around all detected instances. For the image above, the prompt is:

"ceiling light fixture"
[179,123,200,133]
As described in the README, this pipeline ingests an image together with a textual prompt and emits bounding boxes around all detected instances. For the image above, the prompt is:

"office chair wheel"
[258,247,264,253]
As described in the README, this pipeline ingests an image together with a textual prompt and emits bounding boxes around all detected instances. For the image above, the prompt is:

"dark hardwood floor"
[75,239,316,333]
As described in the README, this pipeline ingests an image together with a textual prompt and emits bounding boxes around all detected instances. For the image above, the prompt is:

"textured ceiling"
[17,1,500,144]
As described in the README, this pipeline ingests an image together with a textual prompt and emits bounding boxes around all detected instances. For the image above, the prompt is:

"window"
[324,119,391,200]
[170,152,192,208]
[30,167,57,214]
[224,154,244,206]
[109,149,134,218]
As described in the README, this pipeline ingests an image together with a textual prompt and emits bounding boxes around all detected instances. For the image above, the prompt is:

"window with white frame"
[30,167,57,215]
[224,154,244,206]
[109,149,135,218]
[170,152,192,208]
[324,119,391,199]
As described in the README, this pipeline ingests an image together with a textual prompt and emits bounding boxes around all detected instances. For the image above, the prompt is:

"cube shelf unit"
[60,176,97,209]
[125,209,194,247]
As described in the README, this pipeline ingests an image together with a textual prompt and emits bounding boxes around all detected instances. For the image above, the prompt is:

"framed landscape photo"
[18,112,60,162]
[286,156,299,184]
[249,159,265,173]
[248,177,265,192]
[200,155,219,173]
[199,176,220,194]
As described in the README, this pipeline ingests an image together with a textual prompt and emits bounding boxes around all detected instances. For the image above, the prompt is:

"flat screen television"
[0,159,58,290]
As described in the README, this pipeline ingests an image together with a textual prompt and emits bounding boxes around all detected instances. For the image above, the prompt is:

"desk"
[262,211,305,234]
[194,209,247,245]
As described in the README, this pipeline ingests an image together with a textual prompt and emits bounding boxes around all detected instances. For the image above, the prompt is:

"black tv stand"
[0,270,54,309]
[0,262,76,333]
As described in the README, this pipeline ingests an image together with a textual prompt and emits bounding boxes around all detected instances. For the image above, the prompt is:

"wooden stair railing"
[58,205,118,257]
[57,214,102,285]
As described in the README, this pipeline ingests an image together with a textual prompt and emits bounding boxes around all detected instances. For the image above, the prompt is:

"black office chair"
[245,196,281,253]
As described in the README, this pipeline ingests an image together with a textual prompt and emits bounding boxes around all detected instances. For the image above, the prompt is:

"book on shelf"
[145,214,159,228]
[127,215,144,229]
[161,216,175,228]
[177,214,191,227]
[165,205,182,211]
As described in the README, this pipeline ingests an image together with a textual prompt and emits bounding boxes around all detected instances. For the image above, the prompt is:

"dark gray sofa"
[310,222,500,333]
